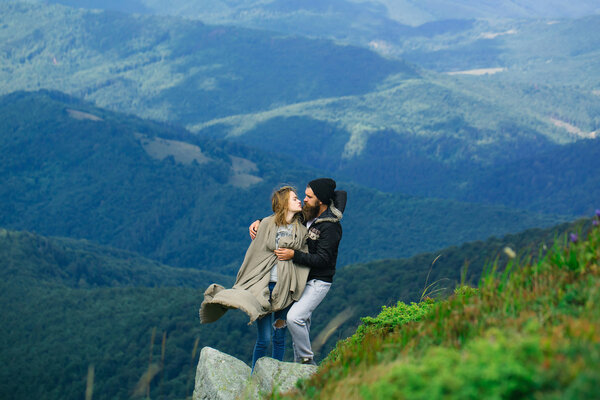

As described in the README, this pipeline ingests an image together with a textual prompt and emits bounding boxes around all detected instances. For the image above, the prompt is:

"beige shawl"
[199,215,309,324]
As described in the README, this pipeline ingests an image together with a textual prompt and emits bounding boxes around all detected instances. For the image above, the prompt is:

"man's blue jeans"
[251,282,289,370]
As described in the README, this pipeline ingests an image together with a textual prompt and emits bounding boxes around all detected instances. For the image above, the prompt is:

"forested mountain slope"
[453,137,600,216]
[3,2,599,207]
[194,73,600,214]
[0,228,228,288]
[0,215,592,399]
[0,1,415,126]
[36,0,600,28]
[0,228,243,400]
[0,90,562,270]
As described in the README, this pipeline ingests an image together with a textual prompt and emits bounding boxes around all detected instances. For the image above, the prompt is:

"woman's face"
[288,191,302,213]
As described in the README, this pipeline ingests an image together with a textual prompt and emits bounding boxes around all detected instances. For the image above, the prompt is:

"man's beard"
[302,202,320,221]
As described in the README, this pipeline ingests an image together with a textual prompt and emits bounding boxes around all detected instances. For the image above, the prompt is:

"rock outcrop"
[193,347,251,400]
[242,356,318,399]
[193,347,318,400]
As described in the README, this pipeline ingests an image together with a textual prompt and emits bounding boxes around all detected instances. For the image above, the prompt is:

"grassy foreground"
[280,211,600,399]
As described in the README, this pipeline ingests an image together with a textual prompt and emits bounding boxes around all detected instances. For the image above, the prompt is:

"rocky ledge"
[193,347,318,400]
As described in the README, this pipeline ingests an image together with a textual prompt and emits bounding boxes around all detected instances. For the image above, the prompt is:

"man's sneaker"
[300,357,317,366]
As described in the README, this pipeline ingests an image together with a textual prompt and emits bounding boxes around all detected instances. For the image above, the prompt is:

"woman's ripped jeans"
[251,282,290,371]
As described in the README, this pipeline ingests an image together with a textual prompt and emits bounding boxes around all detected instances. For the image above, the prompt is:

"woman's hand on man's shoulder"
[249,219,261,240]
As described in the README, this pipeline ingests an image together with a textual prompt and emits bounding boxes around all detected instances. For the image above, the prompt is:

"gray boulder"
[193,347,318,400]
[242,357,318,399]
[193,347,251,400]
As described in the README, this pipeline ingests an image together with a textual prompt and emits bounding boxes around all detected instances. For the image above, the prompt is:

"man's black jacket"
[293,191,346,283]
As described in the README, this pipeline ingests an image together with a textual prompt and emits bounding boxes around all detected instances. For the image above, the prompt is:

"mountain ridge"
[0,1,415,125]
[3,2,599,208]
[0,89,564,271]
[35,0,600,27]
[0,227,230,289]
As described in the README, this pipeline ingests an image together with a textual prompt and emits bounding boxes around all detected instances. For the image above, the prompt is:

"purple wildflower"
[569,233,578,243]
[594,219,599,227]
[596,209,600,218]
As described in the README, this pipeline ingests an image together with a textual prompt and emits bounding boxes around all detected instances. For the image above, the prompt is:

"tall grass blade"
[421,254,441,301]
[85,364,94,400]
[313,307,356,355]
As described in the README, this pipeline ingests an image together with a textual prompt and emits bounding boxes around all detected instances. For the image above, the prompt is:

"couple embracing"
[200,178,346,369]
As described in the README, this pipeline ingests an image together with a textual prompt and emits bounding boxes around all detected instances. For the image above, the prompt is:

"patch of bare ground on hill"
[446,68,506,76]
[67,109,103,121]
[228,156,263,188]
[550,117,598,139]
[134,133,211,165]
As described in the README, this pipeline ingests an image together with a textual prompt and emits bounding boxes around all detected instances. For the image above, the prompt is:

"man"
[249,178,346,365]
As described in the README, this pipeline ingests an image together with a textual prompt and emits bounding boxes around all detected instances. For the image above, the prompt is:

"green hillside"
[194,72,600,214]
[283,212,600,399]
[0,228,229,288]
[381,0,600,24]
[37,0,600,80]
[0,228,249,400]
[37,0,600,31]
[0,1,414,126]
[0,215,592,399]
[306,217,594,360]
[188,14,600,206]
[0,90,563,270]
[453,137,600,216]
[3,2,600,210]
[405,16,600,79]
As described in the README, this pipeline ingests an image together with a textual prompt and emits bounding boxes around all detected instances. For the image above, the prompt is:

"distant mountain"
[376,0,600,25]
[31,1,600,66]
[0,1,415,126]
[193,74,600,215]
[3,2,599,210]
[396,16,600,76]
[37,0,600,27]
[453,137,600,216]
[178,11,598,212]
[0,90,563,271]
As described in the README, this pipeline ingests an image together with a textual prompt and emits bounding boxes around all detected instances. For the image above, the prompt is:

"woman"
[199,186,309,369]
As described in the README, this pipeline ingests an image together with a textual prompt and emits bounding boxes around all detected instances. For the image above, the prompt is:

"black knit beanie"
[308,178,336,205]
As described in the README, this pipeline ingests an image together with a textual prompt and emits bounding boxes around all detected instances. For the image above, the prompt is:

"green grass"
[279,211,600,399]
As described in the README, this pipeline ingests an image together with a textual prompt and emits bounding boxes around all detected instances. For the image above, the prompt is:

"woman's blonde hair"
[272,185,300,226]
